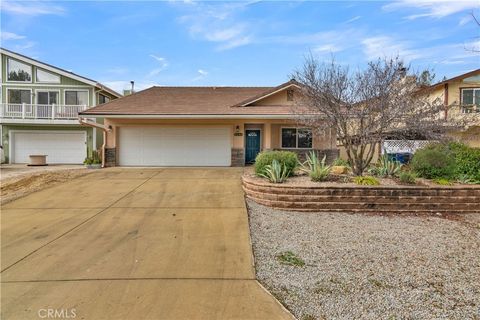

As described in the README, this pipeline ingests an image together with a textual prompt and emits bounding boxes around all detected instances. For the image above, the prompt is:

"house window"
[7,58,32,82]
[65,90,88,105]
[281,128,312,148]
[8,89,31,104]
[461,88,480,113]
[37,91,59,105]
[36,68,60,83]
[287,89,294,101]
[99,94,110,104]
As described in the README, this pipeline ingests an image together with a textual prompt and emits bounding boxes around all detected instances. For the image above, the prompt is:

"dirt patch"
[1,169,92,204]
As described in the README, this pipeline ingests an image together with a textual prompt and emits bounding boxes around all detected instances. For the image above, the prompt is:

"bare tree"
[292,56,464,176]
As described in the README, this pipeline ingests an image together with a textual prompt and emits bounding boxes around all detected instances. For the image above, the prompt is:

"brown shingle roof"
[80,85,298,116]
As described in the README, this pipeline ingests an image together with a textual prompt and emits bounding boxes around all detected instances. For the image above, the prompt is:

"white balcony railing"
[0,103,87,120]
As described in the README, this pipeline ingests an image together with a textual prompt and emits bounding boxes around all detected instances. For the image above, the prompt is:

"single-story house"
[79,80,338,167]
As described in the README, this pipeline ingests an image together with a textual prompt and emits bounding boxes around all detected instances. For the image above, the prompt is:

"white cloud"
[176,2,254,50]
[361,36,423,61]
[383,0,478,20]
[1,1,65,16]
[314,44,342,53]
[0,31,26,40]
[148,54,169,77]
[458,15,472,26]
[344,16,361,24]
[197,69,208,76]
[191,69,209,82]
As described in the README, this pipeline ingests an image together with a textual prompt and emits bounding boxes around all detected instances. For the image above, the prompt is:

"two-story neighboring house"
[423,69,480,148]
[0,48,121,164]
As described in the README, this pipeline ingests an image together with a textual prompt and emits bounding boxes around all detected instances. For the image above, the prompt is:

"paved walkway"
[1,168,293,319]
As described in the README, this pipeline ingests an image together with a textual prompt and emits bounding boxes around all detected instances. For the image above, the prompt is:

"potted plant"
[84,149,102,169]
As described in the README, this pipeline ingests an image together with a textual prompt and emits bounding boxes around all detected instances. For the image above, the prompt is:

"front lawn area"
[247,199,480,319]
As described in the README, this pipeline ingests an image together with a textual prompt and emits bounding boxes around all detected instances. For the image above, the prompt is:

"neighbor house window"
[36,68,60,83]
[281,128,312,148]
[8,89,31,104]
[65,90,88,105]
[7,58,32,82]
[98,94,110,104]
[461,88,480,113]
[37,91,59,105]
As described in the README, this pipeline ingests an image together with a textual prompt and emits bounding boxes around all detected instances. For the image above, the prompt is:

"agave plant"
[300,151,331,182]
[377,155,402,177]
[258,159,290,183]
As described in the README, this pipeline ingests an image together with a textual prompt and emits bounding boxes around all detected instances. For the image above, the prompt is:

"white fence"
[0,103,87,120]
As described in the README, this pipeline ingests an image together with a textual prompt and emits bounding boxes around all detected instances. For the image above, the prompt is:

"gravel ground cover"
[247,199,480,320]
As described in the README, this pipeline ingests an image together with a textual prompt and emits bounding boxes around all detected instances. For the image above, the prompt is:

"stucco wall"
[103,118,336,149]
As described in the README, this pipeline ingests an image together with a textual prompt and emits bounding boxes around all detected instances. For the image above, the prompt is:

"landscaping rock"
[247,199,480,320]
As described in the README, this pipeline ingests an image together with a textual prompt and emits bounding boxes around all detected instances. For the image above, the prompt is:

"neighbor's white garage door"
[119,127,231,166]
[11,131,86,164]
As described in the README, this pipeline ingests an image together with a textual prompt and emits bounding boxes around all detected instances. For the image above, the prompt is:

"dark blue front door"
[245,129,261,164]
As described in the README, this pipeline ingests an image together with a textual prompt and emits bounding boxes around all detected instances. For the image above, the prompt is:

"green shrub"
[258,159,290,183]
[449,142,480,183]
[456,174,475,184]
[411,144,456,179]
[332,157,350,167]
[255,151,298,177]
[377,155,402,177]
[433,178,453,186]
[300,151,331,182]
[276,251,305,267]
[399,171,416,184]
[353,176,380,185]
[84,149,101,165]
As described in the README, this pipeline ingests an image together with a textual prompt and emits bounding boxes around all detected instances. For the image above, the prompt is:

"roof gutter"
[79,117,112,168]
[77,114,315,119]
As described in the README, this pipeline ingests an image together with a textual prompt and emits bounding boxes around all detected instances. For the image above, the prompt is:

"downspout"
[444,83,449,120]
[79,117,111,168]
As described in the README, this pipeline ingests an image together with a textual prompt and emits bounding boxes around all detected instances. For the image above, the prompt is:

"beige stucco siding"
[103,118,335,151]
[255,90,294,106]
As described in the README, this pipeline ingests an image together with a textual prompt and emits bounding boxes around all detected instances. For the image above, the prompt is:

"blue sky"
[1,0,479,93]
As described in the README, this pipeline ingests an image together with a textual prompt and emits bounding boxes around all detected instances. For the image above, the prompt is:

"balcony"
[0,103,88,124]
[461,105,480,114]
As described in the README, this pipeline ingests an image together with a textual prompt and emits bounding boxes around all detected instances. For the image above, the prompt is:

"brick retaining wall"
[243,176,480,214]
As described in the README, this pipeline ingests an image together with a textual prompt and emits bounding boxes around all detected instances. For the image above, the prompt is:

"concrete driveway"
[1,168,293,320]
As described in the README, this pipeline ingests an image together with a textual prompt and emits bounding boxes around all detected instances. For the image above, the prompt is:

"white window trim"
[64,89,90,106]
[35,68,61,84]
[461,87,480,104]
[35,89,61,105]
[460,87,480,113]
[6,87,33,104]
[6,87,33,113]
[6,57,33,83]
[280,127,313,149]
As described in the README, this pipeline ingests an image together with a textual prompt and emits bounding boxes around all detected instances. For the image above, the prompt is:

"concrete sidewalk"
[1,168,293,319]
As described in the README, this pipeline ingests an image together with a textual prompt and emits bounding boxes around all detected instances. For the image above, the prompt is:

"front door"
[245,129,261,164]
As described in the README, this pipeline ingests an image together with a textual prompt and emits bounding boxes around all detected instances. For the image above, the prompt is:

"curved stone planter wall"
[242,176,480,214]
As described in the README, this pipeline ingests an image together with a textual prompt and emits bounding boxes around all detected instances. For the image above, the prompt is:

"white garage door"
[119,127,231,166]
[11,131,86,164]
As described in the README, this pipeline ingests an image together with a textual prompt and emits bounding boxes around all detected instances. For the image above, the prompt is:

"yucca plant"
[258,159,290,183]
[377,155,402,177]
[300,151,331,182]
